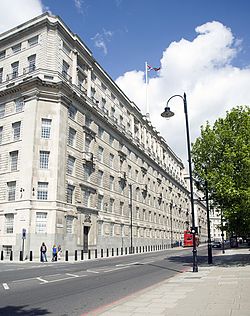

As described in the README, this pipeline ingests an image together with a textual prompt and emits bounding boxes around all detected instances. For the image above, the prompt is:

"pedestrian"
[40,242,47,262]
[52,244,57,261]
[57,245,62,260]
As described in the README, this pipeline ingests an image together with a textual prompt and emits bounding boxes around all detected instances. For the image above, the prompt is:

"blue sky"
[1,0,250,165]
[39,0,250,79]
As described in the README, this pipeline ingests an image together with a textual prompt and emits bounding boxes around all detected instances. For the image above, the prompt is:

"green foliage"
[192,106,250,236]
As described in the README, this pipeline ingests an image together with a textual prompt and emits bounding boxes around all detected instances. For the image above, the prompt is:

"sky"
[1,0,250,167]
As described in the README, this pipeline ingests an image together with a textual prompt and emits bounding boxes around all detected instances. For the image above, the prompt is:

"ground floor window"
[36,212,47,233]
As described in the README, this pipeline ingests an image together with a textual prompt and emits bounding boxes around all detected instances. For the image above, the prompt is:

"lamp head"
[161,106,175,118]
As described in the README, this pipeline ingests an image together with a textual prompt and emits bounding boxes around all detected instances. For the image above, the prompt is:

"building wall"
[0,13,207,259]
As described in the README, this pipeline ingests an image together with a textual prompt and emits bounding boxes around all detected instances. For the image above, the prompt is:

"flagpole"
[145,61,149,118]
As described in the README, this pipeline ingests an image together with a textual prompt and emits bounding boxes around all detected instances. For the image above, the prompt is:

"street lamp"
[161,93,198,272]
[204,180,213,264]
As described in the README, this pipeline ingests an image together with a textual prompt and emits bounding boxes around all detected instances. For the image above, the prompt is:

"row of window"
[3,211,74,235]
[6,181,48,201]
[0,55,36,83]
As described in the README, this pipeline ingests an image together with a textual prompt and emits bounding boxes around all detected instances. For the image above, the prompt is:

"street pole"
[170,203,173,248]
[205,180,213,264]
[161,93,198,272]
[129,183,133,254]
[183,93,198,272]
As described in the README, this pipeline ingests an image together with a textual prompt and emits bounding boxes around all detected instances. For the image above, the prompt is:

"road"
[0,246,209,315]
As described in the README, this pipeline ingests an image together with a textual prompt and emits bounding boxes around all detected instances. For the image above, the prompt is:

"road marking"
[116,261,139,267]
[66,273,79,277]
[2,283,9,290]
[87,269,99,274]
[37,277,48,283]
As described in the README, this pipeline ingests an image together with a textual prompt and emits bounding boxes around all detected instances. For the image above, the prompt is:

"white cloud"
[0,0,43,34]
[115,21,250,168]
[91,29,113,55]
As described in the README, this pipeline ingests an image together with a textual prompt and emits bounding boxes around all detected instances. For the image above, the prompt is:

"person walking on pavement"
[40,242,47,262]
[52,244,57,261]
[57,245,62,260]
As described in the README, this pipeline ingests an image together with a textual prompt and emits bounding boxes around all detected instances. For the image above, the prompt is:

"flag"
[147,64,161,72]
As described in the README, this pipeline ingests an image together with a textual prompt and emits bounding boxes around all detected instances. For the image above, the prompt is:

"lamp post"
[129,183,133,254]
[161,93,198,272]
[205,180,213,264]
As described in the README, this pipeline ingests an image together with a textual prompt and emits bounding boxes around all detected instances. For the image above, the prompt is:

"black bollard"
[19,251,23,261]
[81,250,84,260]
[101,249,103,258]
[75,250,77,261]
[95,249,97,258]
[65,250,68,261]
[88,250,91,259]
[29,251,33,261]
[1,250,3,261]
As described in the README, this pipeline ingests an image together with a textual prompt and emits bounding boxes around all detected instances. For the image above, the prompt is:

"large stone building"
[0,13,207,258]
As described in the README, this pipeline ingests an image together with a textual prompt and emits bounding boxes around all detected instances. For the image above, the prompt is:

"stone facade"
[0,13,207,258]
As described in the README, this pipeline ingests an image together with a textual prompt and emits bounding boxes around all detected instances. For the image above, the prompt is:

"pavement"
[87,247,250,316]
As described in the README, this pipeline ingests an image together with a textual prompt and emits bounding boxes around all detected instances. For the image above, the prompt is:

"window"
[85,116,92,127]
[82,189,90,207]
[28,35,38,46]
[5,214,14,234]
[98,126,104,138]
[37,182,48,200]
[15,98,24,112]
[66,216,74,233]
[67,155,75,175]
[109,176,114,190]
[97,170,103,186]
[7,181,16,201]
[109,135,114,146]
[83,165,91,181]
[12,43,21,54]
[109,153,114,168]
[68,105,77,119]
[28,54,36,72]
[0,50,5,60]
[0,68,3,83]
[11,61,19,79]
[62,60,69,78]
[0,126,3,144]
[120,201,124,215]
[41,118,52,138]
[85,137,91,152]
[97,194,103,210]
[68,127,76,146]
[109,198,114,212]
[10,151,18,171]
[40,151,50,169]
[63,42,71,54]
[66,184,74,204]
[12,121,21,141]
[36,212,47,233]
[0,103,5,117]
[98,146,104,162]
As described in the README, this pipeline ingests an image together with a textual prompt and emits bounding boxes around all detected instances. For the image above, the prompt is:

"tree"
[191,106,250,237]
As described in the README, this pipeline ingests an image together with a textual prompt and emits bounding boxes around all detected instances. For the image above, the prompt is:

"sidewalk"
[89,248,250,316]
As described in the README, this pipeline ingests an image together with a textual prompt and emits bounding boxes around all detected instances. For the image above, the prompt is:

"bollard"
[29,251,33,261]
[75,250,77,261]
[81,250,84,260]
[125,247,127,255]
[1,250,3,261]
[143,246,145,252]
[101,249,103,258]
[10,251,13,261]
[95,249,97,258]
[88,250,91,259]
[65,250,68,261]
[112,248,114,256]
[121,248,123,255]
[116,248,119,256]
[19,251,23,261]
[106,249,109,257]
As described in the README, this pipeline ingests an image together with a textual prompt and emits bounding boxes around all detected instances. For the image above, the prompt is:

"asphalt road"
[0,246,209,316]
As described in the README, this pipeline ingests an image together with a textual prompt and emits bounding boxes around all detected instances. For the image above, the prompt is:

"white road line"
[37,277,48,283]
[66,273,79,277]
[2,283,9,290]
[87,270,99,274]
[116,261,139,267]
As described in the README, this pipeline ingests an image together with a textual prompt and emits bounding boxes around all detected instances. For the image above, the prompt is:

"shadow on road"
[166,247,250,268]
[0,305,50,315]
